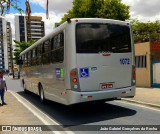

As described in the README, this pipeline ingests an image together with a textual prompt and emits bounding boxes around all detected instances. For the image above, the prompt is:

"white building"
[15,15,45,42]
[0,16,13,72]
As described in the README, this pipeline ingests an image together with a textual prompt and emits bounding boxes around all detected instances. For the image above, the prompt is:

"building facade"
[135,42,151,87]
[135,41,160,88]
[0,16,13,72]
[15,15,45,42]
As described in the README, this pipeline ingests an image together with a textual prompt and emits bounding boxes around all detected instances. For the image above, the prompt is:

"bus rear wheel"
[39,85,45,103]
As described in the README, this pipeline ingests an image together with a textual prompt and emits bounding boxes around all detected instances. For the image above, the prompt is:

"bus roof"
[20,18,130,56]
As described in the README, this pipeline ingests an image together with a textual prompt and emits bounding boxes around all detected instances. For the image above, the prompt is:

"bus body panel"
[64,23,77,90]
[22,63,67,103]
[67,86,135,105]
[76,53,132,91]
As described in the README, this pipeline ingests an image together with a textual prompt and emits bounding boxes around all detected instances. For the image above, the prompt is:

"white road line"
[116,100,160,112]
[9,91,75,134]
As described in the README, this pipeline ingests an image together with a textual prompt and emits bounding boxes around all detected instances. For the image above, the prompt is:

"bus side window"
[28,50,32,66]
[55,32,64,62]
[32,48,36,66]
[26,52,28,66]
[42,40,50,64]
[24,53,27,66]
[37,45,42,65]
[50,32,64,63]
[60,33,64,47]
[51,37,54,50]
[50,36,55,63]
[54,35,59,49]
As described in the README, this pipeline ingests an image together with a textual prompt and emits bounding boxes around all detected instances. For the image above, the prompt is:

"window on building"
[135,55,147,68]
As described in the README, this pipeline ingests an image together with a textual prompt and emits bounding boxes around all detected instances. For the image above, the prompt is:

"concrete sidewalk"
[122,87,160,108]
[0,92,45,125]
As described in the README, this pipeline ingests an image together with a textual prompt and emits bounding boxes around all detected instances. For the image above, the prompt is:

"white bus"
[19,18,136,105]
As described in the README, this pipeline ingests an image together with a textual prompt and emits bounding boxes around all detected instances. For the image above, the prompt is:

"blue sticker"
[56,68,61,78]
[80,68,90,78]
[91,67,97,71]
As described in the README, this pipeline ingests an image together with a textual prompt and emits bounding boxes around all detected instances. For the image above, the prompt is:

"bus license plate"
[101,83,113,89]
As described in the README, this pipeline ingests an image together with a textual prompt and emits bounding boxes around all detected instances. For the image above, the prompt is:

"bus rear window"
[76,23,131,53]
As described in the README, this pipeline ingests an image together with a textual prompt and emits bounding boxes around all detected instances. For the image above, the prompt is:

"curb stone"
[121,98,160,109]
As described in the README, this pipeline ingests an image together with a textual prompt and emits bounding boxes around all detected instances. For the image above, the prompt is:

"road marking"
[9,91,75,134]
[116,100,160,112]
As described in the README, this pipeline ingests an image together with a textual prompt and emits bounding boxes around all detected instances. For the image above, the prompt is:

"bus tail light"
[71,71,76,76]
[132,66,136,85]
[70,68,80,91]
[72,78,77,83]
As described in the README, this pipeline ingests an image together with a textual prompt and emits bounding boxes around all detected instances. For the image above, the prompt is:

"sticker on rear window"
[120,58,130,65]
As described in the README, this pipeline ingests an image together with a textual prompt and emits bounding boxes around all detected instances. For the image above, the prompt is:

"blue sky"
[9,1,45,14]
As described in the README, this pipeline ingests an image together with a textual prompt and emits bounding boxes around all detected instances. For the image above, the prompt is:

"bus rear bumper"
[67,86,136,105]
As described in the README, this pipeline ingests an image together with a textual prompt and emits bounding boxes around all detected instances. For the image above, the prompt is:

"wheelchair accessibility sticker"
[80,68,90,78]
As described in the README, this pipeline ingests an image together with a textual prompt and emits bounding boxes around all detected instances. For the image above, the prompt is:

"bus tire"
[39,85,45,103]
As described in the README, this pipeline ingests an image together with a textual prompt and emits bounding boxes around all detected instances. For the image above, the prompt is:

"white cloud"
[30,0,73,14]
[122,0,160,22]
[29,12,63,34]
[5,11,63,45]
[30,0,160,22]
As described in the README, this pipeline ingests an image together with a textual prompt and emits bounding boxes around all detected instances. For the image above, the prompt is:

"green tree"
[60,0,130,23]
[131,19,160,43]
[13,40,36,64]
[97,0,130,21]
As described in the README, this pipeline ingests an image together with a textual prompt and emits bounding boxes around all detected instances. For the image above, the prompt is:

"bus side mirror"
[17,60,23,65]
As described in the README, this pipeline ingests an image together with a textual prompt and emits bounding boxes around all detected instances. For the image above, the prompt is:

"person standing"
[0,70,7,105]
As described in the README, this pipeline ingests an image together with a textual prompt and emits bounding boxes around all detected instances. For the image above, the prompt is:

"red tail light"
[133,67,136,78]
[133,73,136,78]
[72,78,77,83]
[133,67,136,71]
[132,66,136,86]
[70,68,80,91]
[71,71,76,76]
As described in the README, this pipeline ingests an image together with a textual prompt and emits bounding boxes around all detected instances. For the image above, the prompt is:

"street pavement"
[0,76,160,134]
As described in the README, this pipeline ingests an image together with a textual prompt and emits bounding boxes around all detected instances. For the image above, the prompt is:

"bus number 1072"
[120,58,130,65]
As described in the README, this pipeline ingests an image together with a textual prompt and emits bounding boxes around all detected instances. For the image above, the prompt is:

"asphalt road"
[5,76,160,134]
